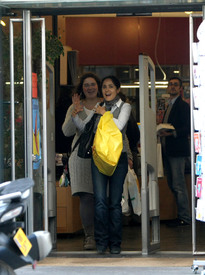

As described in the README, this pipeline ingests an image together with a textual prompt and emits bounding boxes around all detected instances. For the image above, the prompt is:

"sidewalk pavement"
[16,265,193,275]
[15,252,202,275]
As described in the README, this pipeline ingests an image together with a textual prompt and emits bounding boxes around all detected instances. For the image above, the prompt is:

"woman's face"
[82,77,98,99]
[101,78,120,101]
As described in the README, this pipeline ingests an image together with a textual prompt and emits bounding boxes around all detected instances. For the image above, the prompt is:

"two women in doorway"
[62,73,131,254]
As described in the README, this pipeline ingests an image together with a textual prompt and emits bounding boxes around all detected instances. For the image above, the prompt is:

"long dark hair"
[75,72,101,99]
[101,75,121,90]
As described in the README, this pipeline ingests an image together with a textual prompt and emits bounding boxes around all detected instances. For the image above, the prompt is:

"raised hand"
[72,94,83,117]
[95,105,106,116]
[72,93,81,106]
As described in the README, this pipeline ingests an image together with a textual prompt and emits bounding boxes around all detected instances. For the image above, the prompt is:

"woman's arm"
[74,102,101,132]
[62,104,77,137]
[113,103,131,131]
[72,111,95,132]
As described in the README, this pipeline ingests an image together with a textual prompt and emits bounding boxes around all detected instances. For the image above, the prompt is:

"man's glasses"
[83,83,97,88]
[168,82,180,87]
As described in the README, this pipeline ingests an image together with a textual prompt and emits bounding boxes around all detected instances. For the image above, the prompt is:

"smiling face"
[101,78,120,101]
[82,77,98,99]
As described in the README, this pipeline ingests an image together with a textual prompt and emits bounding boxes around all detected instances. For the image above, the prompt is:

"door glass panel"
[32,22,44,231]
[1,15,25,182]
[0,7,3,182]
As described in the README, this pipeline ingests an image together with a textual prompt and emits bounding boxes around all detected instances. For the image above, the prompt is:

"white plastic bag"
[121,174,131,215]
[122,167,141,216]
[157,143,164,178]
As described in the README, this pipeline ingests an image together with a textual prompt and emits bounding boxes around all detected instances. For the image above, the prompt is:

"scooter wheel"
[0,261,16,275]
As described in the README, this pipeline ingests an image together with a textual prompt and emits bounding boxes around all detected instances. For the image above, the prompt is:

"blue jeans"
[164,155,191,223]
[91,153,128,249]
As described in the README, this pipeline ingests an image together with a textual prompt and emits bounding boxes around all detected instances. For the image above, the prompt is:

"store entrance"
[1,1,205,255]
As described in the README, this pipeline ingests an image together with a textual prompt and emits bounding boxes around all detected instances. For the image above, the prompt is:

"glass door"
[0,8,3,183]
[1,10,48,236]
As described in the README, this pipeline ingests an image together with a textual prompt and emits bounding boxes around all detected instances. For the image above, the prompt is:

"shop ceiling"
[1,0,205,16]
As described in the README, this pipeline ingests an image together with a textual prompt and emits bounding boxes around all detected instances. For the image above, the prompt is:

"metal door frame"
[9,10,48,234]
[139,54,160,255]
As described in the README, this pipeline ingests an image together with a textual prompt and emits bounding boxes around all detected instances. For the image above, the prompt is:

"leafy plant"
[32,30,64,67]
[2,29,64,95]
[31,29,64,79]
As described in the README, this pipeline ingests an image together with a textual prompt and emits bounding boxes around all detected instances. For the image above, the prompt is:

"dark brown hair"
[101,75,121,90]
[75,72,101,99]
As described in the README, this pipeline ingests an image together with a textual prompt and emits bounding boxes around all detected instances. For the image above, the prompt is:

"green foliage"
[3,102,25,180]
[2,29,64,83]
[46,31,64,66]
[32,29,64,70]
[2,32,23,88]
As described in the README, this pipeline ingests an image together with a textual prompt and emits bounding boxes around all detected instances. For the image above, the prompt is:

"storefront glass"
[1,15,25,182]
[0,7,3,183]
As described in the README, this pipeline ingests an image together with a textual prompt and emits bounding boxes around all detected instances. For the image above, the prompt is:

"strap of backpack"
[71,112,99,153]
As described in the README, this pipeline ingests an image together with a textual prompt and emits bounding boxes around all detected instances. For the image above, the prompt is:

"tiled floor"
[55,215,205,254]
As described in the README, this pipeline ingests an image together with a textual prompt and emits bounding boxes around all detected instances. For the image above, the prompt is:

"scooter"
[0,177,52,275]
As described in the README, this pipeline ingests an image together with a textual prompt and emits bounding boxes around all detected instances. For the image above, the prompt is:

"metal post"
[32,17,48,231]
[41,18,48,232]
[189,13,196,256]
[23,10,33,234]
[9,20,15,180]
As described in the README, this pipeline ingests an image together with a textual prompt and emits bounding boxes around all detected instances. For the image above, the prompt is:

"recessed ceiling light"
[185,11,193,15]
[0,20,6,27]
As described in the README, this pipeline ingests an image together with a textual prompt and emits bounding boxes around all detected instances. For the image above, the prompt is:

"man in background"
[160,76,191,226]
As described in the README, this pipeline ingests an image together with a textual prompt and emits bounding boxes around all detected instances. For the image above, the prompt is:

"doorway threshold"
[49,250,193,258]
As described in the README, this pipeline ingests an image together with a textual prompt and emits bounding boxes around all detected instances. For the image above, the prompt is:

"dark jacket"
[126,111,140,152]
[164,96,190,157]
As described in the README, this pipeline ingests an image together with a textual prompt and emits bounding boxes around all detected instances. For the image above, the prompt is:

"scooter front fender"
[0,230,52,270]
[31,231,52,261]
